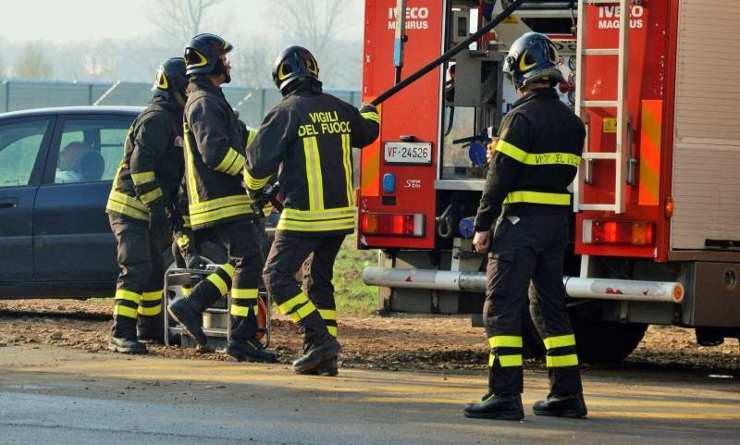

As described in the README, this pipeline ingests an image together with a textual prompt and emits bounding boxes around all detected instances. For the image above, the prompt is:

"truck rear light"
[360,212,425,237]
[584,220,654,246]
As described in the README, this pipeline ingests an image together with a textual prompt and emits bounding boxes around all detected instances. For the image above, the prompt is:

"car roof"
[0,106,144,120]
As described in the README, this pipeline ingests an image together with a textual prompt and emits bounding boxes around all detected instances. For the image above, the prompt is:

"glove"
[149,203,168,232]
[360,103,378,113]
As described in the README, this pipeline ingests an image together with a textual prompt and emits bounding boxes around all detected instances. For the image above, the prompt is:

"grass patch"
[333,235,378,316]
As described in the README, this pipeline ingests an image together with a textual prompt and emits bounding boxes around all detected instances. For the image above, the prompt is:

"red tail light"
[585,220,654,246]
[360,212,425,237]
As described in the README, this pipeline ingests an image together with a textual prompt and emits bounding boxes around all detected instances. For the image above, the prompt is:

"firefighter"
[166,33,276,363]
[463,32,588,420]
[246,46,379,375]
[106,57,188,354]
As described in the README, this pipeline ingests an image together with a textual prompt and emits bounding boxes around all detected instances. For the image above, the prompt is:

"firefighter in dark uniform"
[167,33,276,363]
[106,57,188,354]
[463,33,588,420]
[246,46,379,375]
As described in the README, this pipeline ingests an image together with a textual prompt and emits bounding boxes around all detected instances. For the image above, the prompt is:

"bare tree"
[14,42,54,80]
[151,0,227,46]
[273,0,347,56]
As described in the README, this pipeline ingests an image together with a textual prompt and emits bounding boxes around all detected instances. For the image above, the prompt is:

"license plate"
[384,141,433,165]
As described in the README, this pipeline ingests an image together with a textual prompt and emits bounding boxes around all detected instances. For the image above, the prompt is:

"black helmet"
[503,32,563,90]
[184,33,233,78]
[154,57,187,98]
[272,46,319,95]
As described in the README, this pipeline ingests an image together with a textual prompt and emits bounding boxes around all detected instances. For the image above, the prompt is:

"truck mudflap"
[362,267,684,304]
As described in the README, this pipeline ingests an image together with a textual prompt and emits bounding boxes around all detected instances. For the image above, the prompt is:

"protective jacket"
[106,95,184,221]
[474,88,585,232]
[183,78,256,230]
[246,86,380,236]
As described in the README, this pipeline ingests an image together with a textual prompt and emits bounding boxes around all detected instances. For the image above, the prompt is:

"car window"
[54,117,133,184]
[0,119,51,188]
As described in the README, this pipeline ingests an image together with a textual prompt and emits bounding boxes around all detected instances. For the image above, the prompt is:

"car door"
[33,113,135,285]
[0,117,54,283]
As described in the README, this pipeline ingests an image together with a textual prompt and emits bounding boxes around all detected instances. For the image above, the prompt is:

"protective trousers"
[186,218,263,342]
[484,213,582,396]
[109,214,169,339]
[263,232,344,344]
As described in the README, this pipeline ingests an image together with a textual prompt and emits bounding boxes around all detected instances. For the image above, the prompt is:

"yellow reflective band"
[319,309,337,321]
[176,234,190,249]
[230,305,250,317]
[281,206,355,220]
[327,326,337,337]
[131,171,155,186]
[243,169,271,190]
[361,111,381,124]
[488,352,495,367]
[139,188,163,205]
[188,195,255,227]
[341,134,353,206]
[277,217,355,232]
[504,191,571,206]
[303,136,324,211]
[221,263,235,278]
[106,200,148,221]
[496,140,581,167]
[215,147,238,173]
[226,153,246,176]
[278,292,309,315]
[183,124,200,205]
[546,354,579,368]
[498,354,523,367]
[231,288,258,299]
[488,335,523,348]
[141,290,162,302]
[207,272,228,296]
[114,304,138,319]
[290,300,317,322]
[115,289,142,304]
[543,334,576,350]
[108,190,148,212]
[245,128,257,148]
[137,304,162,316]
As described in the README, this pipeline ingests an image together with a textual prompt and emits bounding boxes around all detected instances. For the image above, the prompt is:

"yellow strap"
[543,334,576,350]
[231,288,258,299]
[226,153,246,176]
[139,188,163,205]
[115,289,142,304]
[496,140,581,167]
[207,272,229,296]
[488,335,523,348]
[113,304,138,319]
[141,290,162,302]
[303,136,324,211]
[230,305,250,317]
[189,195,253,213]
[278,292,309,315]
[108,191,148,212]
[546,354,579,368]
[131,171,155,186]
[243,169,271,190]
[504,190,571,206]
[215,147,239,173]
[281,206,355,221]
[319,309,337,321]
[361,111,381,124]
[137,305,162,316]
[277,217,355,232]
[221,263,235,277]
[291,300,317,322]
[106,200,148,221]
[327,326,338,337]
[498,354,523,367]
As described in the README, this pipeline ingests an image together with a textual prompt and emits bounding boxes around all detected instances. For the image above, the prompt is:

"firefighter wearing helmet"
[245,46,380,376]
[167,33,276,363]
[464,32,588,420]
[106,57,188,353]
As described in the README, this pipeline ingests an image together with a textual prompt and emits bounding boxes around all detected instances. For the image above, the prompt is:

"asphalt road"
[0,345,738,445]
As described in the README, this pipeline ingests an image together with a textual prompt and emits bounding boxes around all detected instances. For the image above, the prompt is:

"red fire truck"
[358,0,740,362]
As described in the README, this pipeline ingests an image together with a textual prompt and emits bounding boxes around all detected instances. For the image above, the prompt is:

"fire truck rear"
[358,0,740,362]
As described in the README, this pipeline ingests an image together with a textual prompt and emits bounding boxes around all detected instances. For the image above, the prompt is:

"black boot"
[293,332,341,373]
[533,393,588,418]
[167,297,207,346]
[463,394,524,420]
[226,339,278,363]
[138,313,165,344]
[298,336,339,376]
[109,336,147,354]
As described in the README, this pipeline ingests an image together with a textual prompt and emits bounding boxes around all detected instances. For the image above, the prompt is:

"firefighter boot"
[167,293,215,347]
[463,394,524,420]
[293,313,341,373]
[226,339,277,363]
[110,318,147,354]
[533,393,588,418]
[298,333,338,376]
[137,312,165,344]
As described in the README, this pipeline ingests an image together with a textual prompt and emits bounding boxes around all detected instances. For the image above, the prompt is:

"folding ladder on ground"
[573,0,631,214]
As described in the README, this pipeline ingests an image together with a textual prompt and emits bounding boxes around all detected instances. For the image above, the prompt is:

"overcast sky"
[0,0,365,43]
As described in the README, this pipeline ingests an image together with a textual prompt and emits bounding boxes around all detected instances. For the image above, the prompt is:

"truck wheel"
[569,311,647,364]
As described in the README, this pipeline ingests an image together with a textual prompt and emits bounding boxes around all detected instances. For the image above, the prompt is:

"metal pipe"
[362,267,684,303]
[93,80,121,106]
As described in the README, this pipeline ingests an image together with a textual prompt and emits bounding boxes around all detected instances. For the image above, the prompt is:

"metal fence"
[0,80,360,127]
